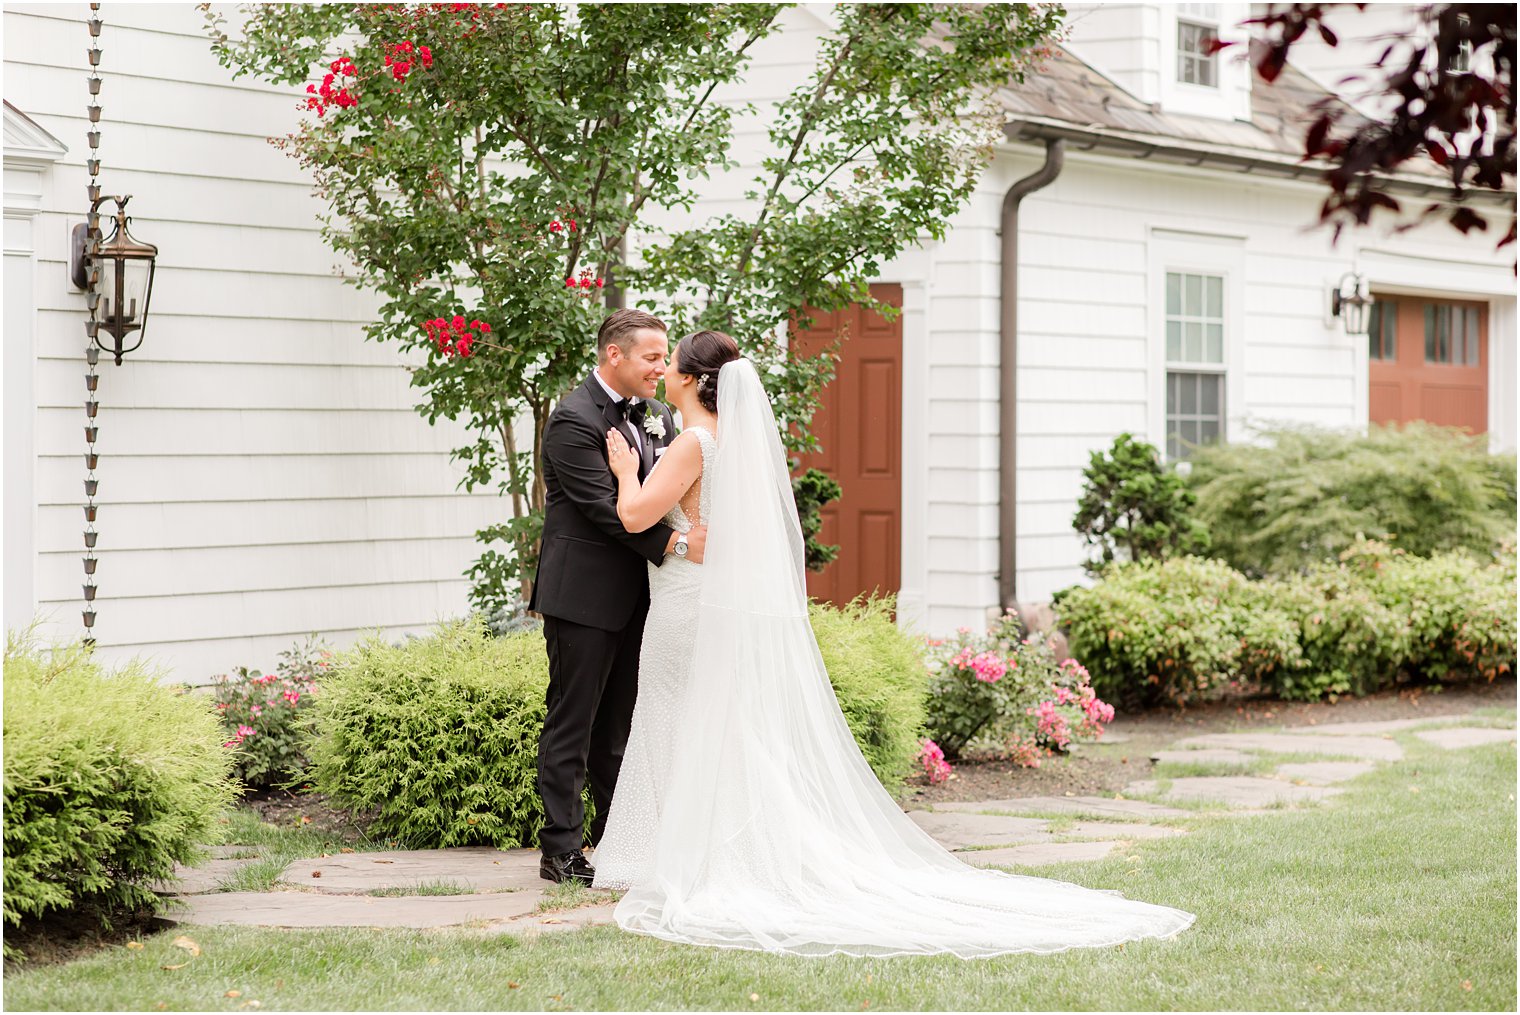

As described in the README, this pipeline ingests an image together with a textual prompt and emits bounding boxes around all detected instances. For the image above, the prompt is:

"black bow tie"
[616,399,647,426]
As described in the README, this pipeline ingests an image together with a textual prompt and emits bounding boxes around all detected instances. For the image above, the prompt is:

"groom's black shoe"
[540,850,596,886]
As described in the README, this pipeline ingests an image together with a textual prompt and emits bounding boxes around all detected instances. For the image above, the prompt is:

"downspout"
[998,138,1064,613]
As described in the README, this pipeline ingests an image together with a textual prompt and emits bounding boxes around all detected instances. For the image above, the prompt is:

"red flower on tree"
[421,315,489,358]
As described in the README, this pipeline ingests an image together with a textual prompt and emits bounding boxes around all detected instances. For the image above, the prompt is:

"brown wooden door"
[1369,294,1488,432]
[792,284,903,606]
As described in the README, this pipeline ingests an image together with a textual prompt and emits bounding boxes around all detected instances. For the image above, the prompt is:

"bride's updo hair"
[674,330,741,413]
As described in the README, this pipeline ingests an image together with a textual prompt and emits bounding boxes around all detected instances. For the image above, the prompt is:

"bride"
[591,329,1195,958]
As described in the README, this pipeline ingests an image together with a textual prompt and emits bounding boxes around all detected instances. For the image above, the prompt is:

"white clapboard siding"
[6,4,515,683]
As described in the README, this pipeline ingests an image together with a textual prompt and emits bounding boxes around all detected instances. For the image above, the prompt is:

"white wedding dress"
[593,425,717,891]
[600,361,1195,958]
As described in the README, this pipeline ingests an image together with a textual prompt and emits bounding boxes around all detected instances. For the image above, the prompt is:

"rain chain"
[82,4,102,642]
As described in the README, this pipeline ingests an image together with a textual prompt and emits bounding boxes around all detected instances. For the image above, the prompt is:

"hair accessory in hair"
[697,374,712,394]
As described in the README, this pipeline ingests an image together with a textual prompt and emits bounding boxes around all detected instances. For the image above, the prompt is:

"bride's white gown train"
[601,361,1195,958]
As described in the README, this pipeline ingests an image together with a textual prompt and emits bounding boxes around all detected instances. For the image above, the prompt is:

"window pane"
[1166,273,1181,316]
[1185,321,1202,361]
[1425,304,1437,362]
[1167,320,1181,361]
[1206,276,1223,317]
[1465,307,1480,365]
[1181,419,1199,450]
[1184,273,1202,316]
[1166,372,1179,415]
[1198,419,1219,446]
[1179,373,1197,414]
[1205,323,1223,362]
[1167,431,1180,461]
[1200,374,1219,415]
[1383,303,1397,360]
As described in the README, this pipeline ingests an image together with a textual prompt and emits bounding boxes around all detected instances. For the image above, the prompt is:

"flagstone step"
[1125,776,1344,808]
[1274,761,1375,785]
[1171,731,1403,761]
[1413,727,1517,750]
[1150,748,1257,766]
[932,795,1196,819]
[281,847,545,894]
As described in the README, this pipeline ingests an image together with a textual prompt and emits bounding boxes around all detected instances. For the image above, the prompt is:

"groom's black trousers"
[537,611,645,856]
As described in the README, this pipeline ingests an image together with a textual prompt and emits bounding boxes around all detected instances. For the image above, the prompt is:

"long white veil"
[614,359,1194,957]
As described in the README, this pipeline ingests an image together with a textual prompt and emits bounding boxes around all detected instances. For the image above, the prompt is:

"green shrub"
[1263,561,1411,700]
[303,618,552,850]
[307,602,927,849]
[809,596,927,786]
[1053,557,1301,709]
[1347,539,1517,685]
[1187,423,1517,577]
[1072,432,1209,574]
[3,633,235,954]
[213,635,332,791]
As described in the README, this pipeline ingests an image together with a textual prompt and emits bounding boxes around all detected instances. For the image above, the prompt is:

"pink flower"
[917,739,952,784]
[283,689,301,705]
[250,704,263,716]
[237,725,256,738]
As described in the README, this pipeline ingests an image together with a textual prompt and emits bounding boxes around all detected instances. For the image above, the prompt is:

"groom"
[529,308,707,885]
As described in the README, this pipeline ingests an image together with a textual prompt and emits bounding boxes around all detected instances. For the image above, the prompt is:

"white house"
[4,3,1513,683]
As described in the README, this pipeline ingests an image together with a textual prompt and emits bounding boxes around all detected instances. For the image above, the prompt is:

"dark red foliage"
[1234,3,1515,249]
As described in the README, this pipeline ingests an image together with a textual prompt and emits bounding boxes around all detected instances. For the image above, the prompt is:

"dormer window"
[1450,14,1472,73]
[1177,4,1219,87]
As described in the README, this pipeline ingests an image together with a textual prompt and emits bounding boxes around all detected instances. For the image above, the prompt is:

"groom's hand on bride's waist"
[666,525,707,564]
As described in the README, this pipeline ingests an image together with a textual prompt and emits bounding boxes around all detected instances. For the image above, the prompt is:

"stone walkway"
[161,714,1514,934]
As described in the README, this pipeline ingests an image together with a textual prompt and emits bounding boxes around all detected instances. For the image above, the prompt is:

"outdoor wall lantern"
[1330,271,1372,337]
[70,194,158,365]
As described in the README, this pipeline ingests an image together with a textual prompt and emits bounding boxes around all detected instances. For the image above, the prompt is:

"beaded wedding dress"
[592,425,718,891]
[601,360,1195,958]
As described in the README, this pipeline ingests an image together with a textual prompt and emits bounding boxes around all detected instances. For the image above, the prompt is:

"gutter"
[999,138,1064,613]
[1003,118,1514,206]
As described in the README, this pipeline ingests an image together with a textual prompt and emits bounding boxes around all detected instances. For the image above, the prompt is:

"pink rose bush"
[924,611,1116,772]
[213,635,332,790]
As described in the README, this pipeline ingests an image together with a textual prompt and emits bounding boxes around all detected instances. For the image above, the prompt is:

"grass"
[6,734,1513,1010]
[212,807,396,893]
[366,881,474,898]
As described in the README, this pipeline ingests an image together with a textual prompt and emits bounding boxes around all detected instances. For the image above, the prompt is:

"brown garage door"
[792,284,903,606]
[1369,294,1488,433]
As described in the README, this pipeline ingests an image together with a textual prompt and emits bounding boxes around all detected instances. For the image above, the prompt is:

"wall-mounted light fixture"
[1330,271,1372,337]
[71,194,158,365]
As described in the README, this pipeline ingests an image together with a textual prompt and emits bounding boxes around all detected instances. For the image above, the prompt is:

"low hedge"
[1052,557,1300,709]
[306,600,927,849]
[3,635,235,955]
[1055,544,1517,706]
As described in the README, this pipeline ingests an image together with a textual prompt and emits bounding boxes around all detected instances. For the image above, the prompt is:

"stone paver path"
[1414,727,1517,749]
[160,710,1513,934]
[1169,731,1405,761]
[1124,776,1343,808]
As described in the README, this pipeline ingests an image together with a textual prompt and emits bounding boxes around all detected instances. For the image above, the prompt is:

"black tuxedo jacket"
[528,373,676,630]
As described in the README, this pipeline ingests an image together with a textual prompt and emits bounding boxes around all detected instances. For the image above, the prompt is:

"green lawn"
[7,732,1514,1011]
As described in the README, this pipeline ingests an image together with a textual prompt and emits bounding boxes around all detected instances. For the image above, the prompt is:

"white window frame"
[1176,5,1220,88]
[1147,229,1246,461]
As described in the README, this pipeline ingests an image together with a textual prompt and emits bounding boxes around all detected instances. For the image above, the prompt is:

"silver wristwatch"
[673,532,689,558]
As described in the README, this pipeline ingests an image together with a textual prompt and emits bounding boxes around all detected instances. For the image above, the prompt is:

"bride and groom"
[529,308,1195,957]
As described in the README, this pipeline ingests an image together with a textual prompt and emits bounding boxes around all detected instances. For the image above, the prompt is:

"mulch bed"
[904,676,1518,805]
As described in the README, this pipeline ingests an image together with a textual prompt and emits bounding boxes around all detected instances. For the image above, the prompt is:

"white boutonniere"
[643,412,667,440]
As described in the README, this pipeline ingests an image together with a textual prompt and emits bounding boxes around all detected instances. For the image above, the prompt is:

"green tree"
[1071,433,1209,574]
[206,3,1063,612]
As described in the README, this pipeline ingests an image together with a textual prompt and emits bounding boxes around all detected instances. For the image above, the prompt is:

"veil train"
[613,358,1196,958]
